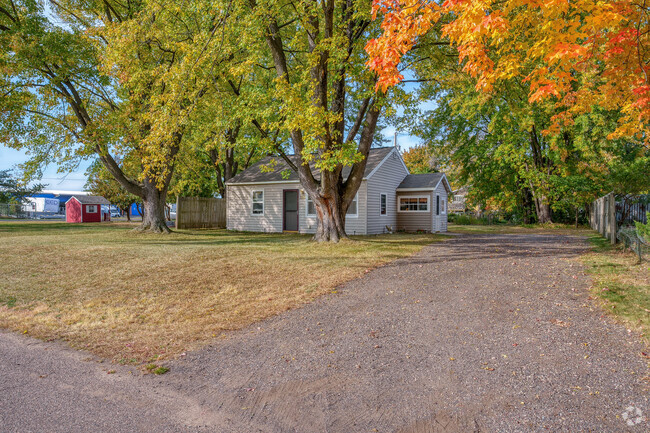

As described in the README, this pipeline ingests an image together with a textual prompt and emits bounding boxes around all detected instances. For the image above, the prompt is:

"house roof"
[397,173,444,189]
[226,147,396,185]
[71,195,110,205]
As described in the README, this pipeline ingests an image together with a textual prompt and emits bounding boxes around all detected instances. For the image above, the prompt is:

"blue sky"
[0,128,423,192]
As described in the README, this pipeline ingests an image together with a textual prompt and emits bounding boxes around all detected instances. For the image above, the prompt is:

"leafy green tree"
[84,161,138,221]
[0,170,43,204]
[402,145,438,174]
[0,0,244,233]
[636,213,650,242]
[406,23,646,224]
[230,0,389,241]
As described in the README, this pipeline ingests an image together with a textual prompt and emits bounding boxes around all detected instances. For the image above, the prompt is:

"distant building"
[29,190,90,214]
[66,196,111,223]
[21,197,60,213]
[449,187,468,214]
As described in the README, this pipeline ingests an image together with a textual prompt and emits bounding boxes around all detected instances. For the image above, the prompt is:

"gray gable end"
[226,147,395,185]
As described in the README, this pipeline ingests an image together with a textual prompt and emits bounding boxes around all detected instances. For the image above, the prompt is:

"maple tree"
[402,145,438,173]
[229,0,387,242]
[407,19,647,224]
[0,0,248,233]
[0,170,43,204]
[85,161,138,221]
[366,0,650,145]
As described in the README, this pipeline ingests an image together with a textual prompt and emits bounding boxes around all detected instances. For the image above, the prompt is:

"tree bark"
[138,180,170,233]
[314,196,347,242]
[535,196,552,224]
[261,2,380,242]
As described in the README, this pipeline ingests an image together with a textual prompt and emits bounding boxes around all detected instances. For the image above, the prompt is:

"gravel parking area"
[1,233,648,432]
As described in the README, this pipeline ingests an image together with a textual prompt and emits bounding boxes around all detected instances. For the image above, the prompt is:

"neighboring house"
[449,187,468,214]
[66,196,111,223]
[225,146,451,235]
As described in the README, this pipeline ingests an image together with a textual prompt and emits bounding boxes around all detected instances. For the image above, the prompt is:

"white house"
[225,146,451,235]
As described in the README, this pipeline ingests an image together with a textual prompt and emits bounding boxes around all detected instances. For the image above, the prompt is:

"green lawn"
[448,222,594,235]
[581,234,650,344]
[0,221,444,364]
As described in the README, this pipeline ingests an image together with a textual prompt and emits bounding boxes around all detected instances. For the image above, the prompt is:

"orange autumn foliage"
[366,0,650,143]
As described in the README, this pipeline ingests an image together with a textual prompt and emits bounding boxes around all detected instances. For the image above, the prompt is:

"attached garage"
[66,196,111,223]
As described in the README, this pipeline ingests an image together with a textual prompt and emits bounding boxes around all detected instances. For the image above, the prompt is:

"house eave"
[227,178,370,187]
[396,187,436,192]
[433,174,453,195]
[225,180,302,186]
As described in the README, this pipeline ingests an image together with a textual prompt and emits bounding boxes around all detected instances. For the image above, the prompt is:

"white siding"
[366,150,409,234]
[227,183,300,233]
[227,181,368,235]
[432,181,449,232]
[396,191,433,232]
[300,181,368,235]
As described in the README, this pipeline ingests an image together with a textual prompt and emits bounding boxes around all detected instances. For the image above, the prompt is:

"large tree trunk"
[535,196,552,224]
[523,188,535,224]
[312,189,348,242]
[138,180,171,233]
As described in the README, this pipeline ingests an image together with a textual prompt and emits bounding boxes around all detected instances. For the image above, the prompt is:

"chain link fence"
[0,203,65,220]
[617,227,649,263]
[0,203,27,218]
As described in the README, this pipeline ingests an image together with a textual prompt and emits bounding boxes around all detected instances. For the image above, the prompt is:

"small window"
[252,190,264,215]
[436,195,440,216]
[380,194,387,215]
[87,205,98,213]
[399,196,429,212]
[306,193,358,217]
[306,196,316,217]
[346,194,358,217]
[441,199,446,214]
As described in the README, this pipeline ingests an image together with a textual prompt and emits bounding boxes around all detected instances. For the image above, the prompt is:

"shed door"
[283,190,299,231]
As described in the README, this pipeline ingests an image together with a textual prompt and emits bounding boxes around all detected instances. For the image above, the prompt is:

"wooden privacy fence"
[175,197,226,229]
[590,192,616,245]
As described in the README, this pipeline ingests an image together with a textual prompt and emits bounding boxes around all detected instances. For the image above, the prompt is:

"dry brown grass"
[0,221,443,363]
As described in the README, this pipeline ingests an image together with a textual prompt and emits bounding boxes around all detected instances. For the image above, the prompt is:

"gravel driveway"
[1,233,648,432]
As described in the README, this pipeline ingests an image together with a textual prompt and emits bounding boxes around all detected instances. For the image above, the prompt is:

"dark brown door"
[283,190,299,231]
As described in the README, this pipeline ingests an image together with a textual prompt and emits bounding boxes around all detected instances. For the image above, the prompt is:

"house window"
[441,199,446,214]
[306,196,316,217]
[380,194,387,215]
[252,190,264,215]
[87,205,98,213]
[306,193,358,217]
[347,194,358,217]
[436,195,440,215]
[399,196,429,212]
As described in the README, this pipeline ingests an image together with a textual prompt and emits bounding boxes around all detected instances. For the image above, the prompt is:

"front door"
[283,190,299,231]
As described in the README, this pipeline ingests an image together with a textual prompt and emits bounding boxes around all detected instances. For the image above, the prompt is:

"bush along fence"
[175,197,226,230]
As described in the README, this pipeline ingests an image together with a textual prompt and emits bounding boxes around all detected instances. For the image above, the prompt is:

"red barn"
[66,196,111,223]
